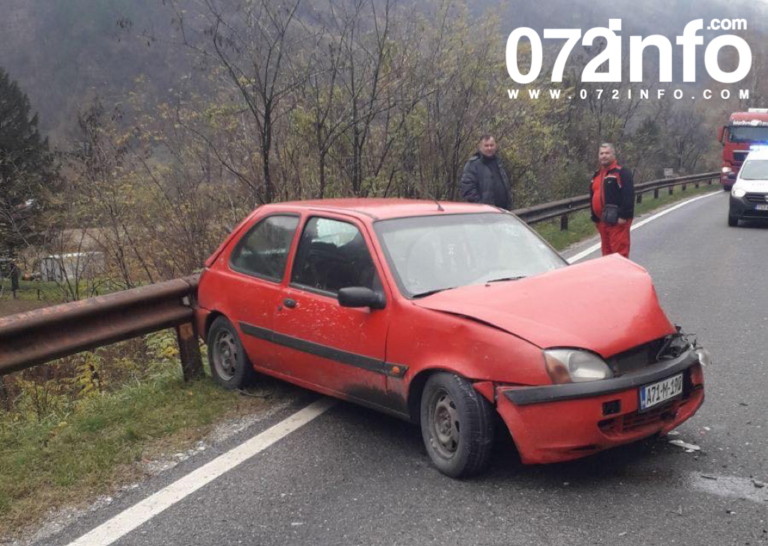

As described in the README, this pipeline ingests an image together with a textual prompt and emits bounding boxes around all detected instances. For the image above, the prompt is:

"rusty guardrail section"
[0,172,721,380]
[0,275,202,379]
[513,172,720,229]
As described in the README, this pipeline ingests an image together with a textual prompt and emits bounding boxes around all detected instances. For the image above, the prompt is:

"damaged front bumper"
[497,348,706,464]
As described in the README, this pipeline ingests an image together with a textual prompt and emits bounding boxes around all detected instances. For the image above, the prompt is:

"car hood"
[735,179,768,193]
[412,255,675,358]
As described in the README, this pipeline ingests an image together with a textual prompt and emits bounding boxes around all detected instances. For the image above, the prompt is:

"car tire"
[207,316,256,390]
[420,373,495,478]
[728,215,739,227]
[723,185,733,192]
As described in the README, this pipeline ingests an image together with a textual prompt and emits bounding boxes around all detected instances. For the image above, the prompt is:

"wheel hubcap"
[213,331,238,380]
[430,390,460,458]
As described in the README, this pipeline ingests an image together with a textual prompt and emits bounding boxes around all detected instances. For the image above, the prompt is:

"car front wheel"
[728,214,739,227]
[420,373,495,478]
[207,316,256,389]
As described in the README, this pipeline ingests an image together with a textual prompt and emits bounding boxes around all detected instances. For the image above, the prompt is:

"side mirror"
[717,126,724,143]
[338,287,386,310]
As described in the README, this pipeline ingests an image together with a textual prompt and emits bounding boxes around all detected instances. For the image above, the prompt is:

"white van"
[729,148,768,227]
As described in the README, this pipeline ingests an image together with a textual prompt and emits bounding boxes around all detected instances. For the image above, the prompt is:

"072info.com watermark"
[505,19,754,101]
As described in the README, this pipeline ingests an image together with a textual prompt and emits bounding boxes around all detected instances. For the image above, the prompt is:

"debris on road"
[669,439,701,452]
[701,474,718,480]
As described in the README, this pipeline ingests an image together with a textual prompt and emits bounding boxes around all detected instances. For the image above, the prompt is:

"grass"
[0,278,127,316]
[0,280,62,317]
[0,365,277,538]
[535,183,721,251]
[0,279,62,303]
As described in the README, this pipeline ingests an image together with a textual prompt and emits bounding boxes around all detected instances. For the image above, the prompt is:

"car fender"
[389,304,550,386]
[390,304,550,423]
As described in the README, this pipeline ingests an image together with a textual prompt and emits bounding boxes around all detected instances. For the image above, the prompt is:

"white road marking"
[567,190,722,264]
[66,397,336,546]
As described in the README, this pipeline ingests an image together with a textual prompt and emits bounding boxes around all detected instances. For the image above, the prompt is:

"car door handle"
[283,298,297,309]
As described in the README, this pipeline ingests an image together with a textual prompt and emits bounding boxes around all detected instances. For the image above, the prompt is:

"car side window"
[291,217,380,294]
[229,215,299,281]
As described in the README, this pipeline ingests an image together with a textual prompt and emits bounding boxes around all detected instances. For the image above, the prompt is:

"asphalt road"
[41,191,768,546]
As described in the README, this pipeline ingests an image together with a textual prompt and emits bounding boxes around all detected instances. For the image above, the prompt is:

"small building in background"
[40,252,105,282]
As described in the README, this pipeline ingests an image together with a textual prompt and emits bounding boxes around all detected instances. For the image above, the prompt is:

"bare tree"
[168,0,309,203]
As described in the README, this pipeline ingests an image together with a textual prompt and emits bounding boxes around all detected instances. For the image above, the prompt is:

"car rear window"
[229,215,299,281]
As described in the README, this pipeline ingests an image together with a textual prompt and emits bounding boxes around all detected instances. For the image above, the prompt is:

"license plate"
[639,373,683,411]
[755,204,768,211]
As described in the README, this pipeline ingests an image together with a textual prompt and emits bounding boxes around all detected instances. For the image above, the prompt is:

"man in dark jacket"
[460,135,512,210]
[590,143,635,258]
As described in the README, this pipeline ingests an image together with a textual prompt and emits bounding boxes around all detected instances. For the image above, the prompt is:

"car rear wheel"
[207,316,256,389]
[728,215,739,227]
[420,373,495,478]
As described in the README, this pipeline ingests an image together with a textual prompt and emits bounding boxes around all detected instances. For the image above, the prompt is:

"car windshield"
[374,213,567,298]
[740,159,768,180]
[729,126,768,143]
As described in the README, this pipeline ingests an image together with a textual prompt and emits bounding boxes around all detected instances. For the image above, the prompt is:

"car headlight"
[732,187,746,198]
[543,349,614,384]
[722,166,732,173]
[695,347,712,367]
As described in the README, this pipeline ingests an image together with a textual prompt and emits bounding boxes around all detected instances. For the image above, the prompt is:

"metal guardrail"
[0,172,721,380]
[0,276,202,379]
[513,172,720,229]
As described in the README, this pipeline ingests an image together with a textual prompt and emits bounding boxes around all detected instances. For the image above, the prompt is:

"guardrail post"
[560,214,568,231]
[668,186,674,195]
[682,183,687,191]
[654,188,659,199]
[176,322,204,381]
[636,193,642,204]
[695,181,700,188]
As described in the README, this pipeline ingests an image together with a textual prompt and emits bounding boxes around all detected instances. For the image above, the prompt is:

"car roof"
[745,149,768,161]
[264,198,500,220]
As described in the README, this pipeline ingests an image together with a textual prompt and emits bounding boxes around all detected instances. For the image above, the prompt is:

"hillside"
[0,0,765,145]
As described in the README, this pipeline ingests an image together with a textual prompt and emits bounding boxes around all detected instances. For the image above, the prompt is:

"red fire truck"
[718,108,768,190]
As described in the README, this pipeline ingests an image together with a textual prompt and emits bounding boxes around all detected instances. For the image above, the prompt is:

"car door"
[271,215,394,407]
[223,213,300,371]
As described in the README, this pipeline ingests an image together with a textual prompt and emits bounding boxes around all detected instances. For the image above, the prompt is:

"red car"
[195,199,707,477]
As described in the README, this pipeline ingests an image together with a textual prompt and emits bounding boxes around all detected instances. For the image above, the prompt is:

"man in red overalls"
[590,143,635,259]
